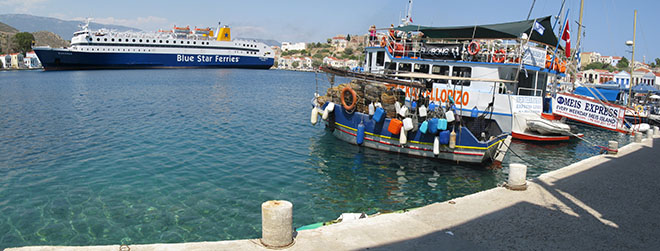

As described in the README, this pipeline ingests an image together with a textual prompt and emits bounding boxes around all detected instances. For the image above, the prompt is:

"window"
[431,65,450,83]
[452,66,471,86]
[384,62,396,74]
[111,38,115,42]
[139,39,143,42]
[398,63,411,73]
[413,64,429,74]
[104,38,107,41]
[160,40,163,43]
[133,39,136,42]
[376,51,385,66]
[97,38,100,41]
[119,39,122,42]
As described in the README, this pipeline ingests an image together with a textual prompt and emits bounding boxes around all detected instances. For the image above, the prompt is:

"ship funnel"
[217,25,231,41]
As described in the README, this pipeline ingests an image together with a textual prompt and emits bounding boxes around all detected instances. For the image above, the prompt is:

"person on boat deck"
[369,25,377,46]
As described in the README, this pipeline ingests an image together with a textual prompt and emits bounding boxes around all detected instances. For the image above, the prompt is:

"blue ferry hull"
[33,48,274,70]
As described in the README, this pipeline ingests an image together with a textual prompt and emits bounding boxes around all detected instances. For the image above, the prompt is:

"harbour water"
[0,69,632,249]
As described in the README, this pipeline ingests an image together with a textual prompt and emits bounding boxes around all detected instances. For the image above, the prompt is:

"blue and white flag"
[533,21,545,36]
[575,47,581,70]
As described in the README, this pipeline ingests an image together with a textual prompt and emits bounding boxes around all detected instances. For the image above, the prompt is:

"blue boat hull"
[33,48,274,70]
[323,103,508,164]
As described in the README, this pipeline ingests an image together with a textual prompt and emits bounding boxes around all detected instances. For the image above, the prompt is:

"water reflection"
[306,131,500,214]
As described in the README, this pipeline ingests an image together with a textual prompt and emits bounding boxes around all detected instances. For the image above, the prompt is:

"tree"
[312,59,322,68]
[616,56,629,70]
[346,34,351,41]
[292,61,299,69]
[326,38,332,44]
[12,32,35,54]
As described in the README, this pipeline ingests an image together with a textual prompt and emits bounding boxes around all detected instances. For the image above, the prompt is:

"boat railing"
[373,31,566,70]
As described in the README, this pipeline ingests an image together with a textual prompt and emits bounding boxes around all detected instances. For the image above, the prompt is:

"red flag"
[562,20,571,57]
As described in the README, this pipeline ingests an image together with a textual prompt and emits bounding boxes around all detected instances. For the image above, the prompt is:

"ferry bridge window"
[431,65,449,84]
[413,64,429,74]
[376,51,385,66]
[452,66,471,86]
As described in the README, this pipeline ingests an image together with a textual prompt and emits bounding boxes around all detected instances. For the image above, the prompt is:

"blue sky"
[1,0,658,62]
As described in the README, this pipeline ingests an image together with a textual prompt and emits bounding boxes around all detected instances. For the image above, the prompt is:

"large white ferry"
[33,20,274,70]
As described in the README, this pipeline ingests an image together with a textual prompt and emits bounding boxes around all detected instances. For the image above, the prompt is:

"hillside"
[0,14,140,39]
[0,21,18,33]
[32,31,70,48]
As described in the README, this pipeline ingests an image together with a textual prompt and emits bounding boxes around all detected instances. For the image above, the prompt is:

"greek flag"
[575,47,581,70]
[533,21,545,35]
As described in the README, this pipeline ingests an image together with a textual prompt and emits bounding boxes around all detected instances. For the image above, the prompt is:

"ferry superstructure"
[33,20,274,70]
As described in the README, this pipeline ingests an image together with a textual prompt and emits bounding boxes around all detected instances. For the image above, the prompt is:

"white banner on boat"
[510,95,543,114]
[522,45,547,69]
[552,93,626,131]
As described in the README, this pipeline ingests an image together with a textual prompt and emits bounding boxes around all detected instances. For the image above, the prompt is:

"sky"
[1,0,658,62]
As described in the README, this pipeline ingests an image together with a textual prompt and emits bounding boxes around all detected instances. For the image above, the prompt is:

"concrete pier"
[8,136,660,251]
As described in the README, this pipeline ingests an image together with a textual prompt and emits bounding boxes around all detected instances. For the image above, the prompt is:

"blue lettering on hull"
[34,49,274,70]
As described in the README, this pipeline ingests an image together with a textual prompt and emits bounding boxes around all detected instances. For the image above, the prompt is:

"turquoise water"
[0,69,631,248]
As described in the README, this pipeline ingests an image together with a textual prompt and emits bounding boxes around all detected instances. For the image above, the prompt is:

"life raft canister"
[467,41,480,56]
[340,86,357,110]
[492,49,506,63]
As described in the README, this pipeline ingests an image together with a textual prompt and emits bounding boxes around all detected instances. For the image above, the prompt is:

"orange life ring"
[492,49,506,63]
[467,41,480,55]
[341,86,357,111]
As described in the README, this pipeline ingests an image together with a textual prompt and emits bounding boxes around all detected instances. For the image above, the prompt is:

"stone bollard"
[648,130,654,140]
[506,163,527,191]
[654,126,659,136]
[261,200,293,248]
[634,132,643,143]
[607,141,618,155]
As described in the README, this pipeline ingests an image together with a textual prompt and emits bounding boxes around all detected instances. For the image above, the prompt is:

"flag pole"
[550,8,569,73]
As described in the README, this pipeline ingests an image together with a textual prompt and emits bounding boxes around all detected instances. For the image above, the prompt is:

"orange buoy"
[492,49,506,63]
[467,41,480,55]
[341,86,357,110]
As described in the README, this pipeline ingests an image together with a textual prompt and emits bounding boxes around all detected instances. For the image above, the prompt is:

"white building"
[0,54,7,69]
[331,36,348,52]
[24,51,41,69]
[323,56,359,70]
[277,56,313,71]
[281,42,306,51]
[614,71,631,89]
[610,56,621,67]
[598,55,612,65]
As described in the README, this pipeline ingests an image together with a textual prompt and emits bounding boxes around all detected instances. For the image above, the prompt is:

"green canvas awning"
[396,16,559,47]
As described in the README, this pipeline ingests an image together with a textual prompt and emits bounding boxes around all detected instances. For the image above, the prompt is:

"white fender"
[433,136,440,155]
[399,126,408,145]
[368,103,375,115]
[419,105,427,117]
[310,107,319,125]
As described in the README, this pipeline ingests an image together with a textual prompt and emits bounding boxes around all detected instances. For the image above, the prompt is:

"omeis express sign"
[552,92,625,131]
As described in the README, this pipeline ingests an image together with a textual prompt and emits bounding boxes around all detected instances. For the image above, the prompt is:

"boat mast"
[570,0,584,88]
[627,10,637,107]
[403,0,413,25]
